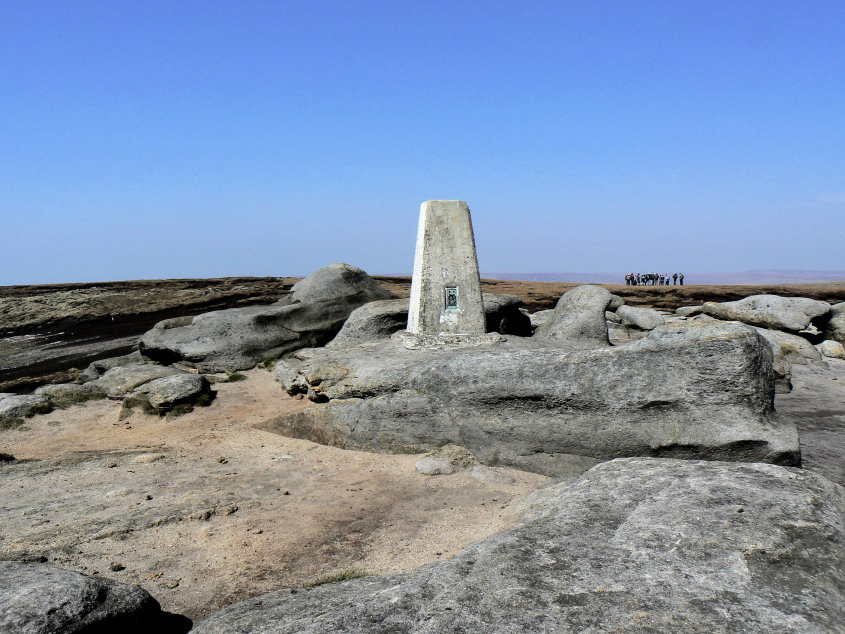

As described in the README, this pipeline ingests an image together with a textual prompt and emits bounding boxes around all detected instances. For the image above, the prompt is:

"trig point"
[407,200,486,336]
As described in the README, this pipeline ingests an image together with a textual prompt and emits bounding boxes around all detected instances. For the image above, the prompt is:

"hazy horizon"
[3,268,845,289]
[2,3,844,286]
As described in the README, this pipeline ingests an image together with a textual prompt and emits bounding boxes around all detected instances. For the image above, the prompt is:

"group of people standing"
[625,272,684,286]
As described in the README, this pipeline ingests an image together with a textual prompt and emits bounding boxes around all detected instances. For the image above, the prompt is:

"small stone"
[0,453,15,462]
[191,510,213,521]
[217,456,228,464]
[283,491,290,495]
[107,462,118,468]
[167,580,180,589]
[818,339,845,359]
[110,562,125,572]
[145,494,153,500]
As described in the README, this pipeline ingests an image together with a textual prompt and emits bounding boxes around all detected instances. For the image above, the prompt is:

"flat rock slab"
[701,295,831,332]
[79,350,147,382]
[131,374,211,410]
[94,364,185,398]
[34,382,105,399]
[0,561,190,633]
[272,321,799,475]
[194,458,845,633]
[774,358,845,486]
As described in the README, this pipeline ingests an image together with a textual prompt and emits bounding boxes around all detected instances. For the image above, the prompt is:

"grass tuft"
[301,568,371,588]
[227,373,246,382]
[49,391,106,410]
[0,416,24,431]
[168,403,195,417]
[24,402,53,418]
[261,357,279,371]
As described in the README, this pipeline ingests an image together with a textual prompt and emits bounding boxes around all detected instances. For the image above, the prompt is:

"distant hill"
[482,270,845,285]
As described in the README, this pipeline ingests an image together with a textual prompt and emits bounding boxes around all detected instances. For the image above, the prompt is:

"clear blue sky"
[2,1,843,284]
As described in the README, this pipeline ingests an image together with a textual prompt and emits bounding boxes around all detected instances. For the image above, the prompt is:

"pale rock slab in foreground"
[194,458,844,633]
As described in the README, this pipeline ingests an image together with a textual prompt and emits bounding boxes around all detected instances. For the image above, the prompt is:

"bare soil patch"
[0,369,546,623]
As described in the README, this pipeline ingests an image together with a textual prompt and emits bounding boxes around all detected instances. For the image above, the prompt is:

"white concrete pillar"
[407,200,486,335]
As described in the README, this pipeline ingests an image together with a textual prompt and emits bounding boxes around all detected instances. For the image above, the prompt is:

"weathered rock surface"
[130,374,211,411]
[532,285,611,349]
[326,299,409,348]
[414,444,476,476]
[827,302,845,343]
[701,295,831,332]
[753,336,793,394]
[0,561,191,633]
[94,365,185,398]
[616,304,666,330]
[0,394,51,420]
[328,294,532,348]
[194,458,845,633]
[606,321,646,346]
[604,310,621,323]
[607,294,624,311]
[775,358,845,486]
[754,328,822,364]
[818,339,845,359]
[414,456,456,475]
[675,305,702,316]
[481,293,533,336]
[79,351,147,383]
[34,382,104,399]
[527,308,554,329]
[271,321,799,475]
[286,262,392,305]
[139,264,395,371]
